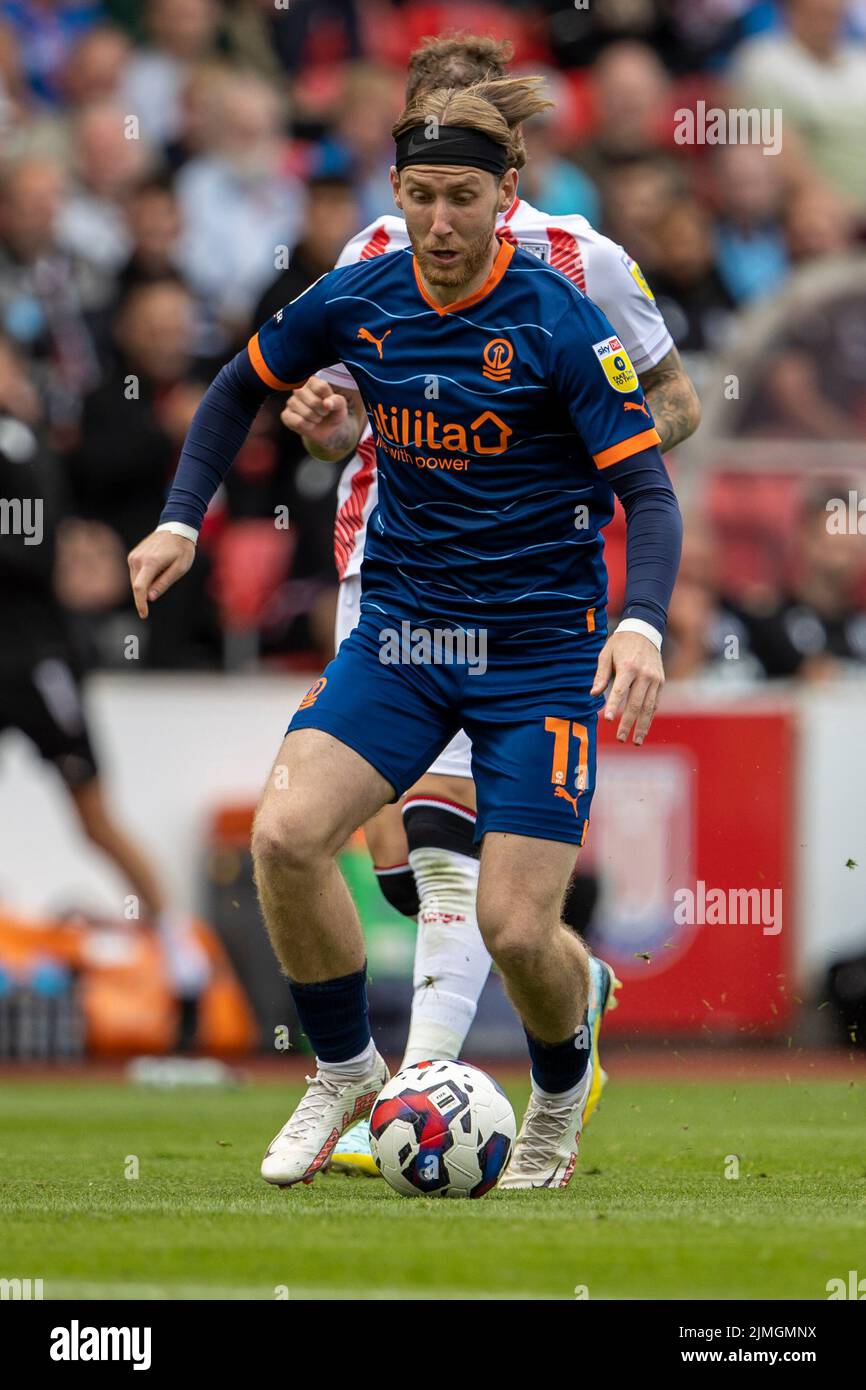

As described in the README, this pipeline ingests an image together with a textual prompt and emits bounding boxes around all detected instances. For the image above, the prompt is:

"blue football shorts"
[287,610,606,846]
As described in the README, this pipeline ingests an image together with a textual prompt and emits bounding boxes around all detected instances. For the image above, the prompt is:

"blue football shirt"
[249,238,661,634]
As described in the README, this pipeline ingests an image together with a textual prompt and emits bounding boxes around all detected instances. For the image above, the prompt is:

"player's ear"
[498,168,518,213]
[390,166,402,210]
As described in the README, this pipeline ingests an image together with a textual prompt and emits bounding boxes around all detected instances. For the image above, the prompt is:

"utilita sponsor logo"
[371,402,512,456]
[50,1321,152,1371]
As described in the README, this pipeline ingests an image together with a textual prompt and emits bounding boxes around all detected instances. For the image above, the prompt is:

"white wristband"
[616,617,663,650]
[157,521,199,545]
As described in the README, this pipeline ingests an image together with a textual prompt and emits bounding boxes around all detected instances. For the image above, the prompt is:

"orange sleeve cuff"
[247,332,307,391]
[593,427,661,470]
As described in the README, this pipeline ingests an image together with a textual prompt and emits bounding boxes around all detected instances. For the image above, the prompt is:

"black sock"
[524,1014,590,1094]
[374,863,420,917]
[289,964,371,1063]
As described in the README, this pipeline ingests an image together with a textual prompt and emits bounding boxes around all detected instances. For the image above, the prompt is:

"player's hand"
[590,629,664,745]
[280,377,361,458]
[127,530,195,619]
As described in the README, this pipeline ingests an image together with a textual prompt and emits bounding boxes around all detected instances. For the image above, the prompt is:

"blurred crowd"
[1,0,865,681]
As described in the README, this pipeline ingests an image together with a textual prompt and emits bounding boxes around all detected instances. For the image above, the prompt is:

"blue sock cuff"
[289,964,371,1063]
[524,1014,590,1094]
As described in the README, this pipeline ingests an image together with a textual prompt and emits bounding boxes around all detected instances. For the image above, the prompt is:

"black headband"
[395,124,509,175]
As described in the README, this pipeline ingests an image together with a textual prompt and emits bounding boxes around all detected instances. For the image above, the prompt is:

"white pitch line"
[41,1279,554,1302]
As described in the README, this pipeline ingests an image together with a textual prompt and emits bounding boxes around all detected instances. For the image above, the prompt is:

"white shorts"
[335,575,474,781]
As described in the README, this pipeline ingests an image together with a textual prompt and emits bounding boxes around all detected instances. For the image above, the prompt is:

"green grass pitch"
[1,1074,864,1300]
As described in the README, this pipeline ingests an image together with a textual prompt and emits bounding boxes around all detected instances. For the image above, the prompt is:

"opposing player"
[0,334,210,1048]
[280,35,700,1174]
[128,76,683,1188]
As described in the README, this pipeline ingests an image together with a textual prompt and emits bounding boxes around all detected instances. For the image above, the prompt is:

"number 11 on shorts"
[545,717,589,793]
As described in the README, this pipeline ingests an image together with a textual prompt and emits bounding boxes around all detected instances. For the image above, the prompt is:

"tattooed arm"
[638,346,701,453]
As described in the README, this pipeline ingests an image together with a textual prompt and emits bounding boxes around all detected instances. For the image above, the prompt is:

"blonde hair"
[392,76,553,174]
[405,34,514,102]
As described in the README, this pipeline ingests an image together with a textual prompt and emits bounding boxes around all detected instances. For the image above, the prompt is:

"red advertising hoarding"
[584,707,794,1035]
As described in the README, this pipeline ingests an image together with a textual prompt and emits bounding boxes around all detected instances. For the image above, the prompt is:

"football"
[369,1059,516,1198]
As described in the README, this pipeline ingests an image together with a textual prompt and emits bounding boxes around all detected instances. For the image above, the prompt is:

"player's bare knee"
[485,923,548,979]
[477,896,544,967]
[251,806,328,879]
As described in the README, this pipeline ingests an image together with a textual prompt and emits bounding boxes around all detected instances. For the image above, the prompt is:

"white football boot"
[497,1066,592,1190]
[499,956,617,1190]
[261,1052,389,1187]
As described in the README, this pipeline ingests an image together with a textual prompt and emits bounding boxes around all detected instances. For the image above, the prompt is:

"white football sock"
[401,845,491,1067]
[403,989,478,1066]
[317,1037,378,1080]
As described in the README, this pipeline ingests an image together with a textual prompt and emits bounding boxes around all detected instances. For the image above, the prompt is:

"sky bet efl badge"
[623,252,655,301]
[593,336,638,393]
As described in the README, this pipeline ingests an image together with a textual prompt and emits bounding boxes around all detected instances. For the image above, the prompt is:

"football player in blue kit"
[128,76,683,1190]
